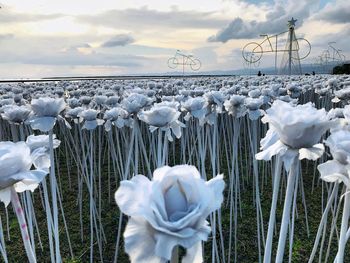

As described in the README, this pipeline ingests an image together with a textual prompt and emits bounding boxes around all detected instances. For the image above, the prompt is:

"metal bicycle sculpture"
[314,42,346,72]
[242,18,311,74]
[168,50,201,74]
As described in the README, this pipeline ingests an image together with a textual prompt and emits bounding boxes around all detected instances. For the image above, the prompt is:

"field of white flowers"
[0,74,350,262]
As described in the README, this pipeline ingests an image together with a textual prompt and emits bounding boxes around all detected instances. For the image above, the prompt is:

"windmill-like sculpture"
[242,18,311,75]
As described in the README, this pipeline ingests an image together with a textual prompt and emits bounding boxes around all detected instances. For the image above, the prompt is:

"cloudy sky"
[0,0,349,78]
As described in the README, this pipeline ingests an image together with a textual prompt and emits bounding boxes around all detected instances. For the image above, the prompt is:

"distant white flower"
[104,107,133,131]
[122,94,153,114]
[181,97,208,125]
[1,105,31,125]
[224,95,246,118]
[78,109,104,130]
[115,165,225,263]
[256,100,333,170]
[26,135,61,172]
[138,106,185,141]
[245,97,263,120]
[28,97,69,132]
[0,141,47,206]
[333,87,350,103]
[65,107,84,123]
[204,91,226,113]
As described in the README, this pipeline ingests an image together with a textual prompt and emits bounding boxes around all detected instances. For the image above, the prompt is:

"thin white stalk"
[264,155,282,263]
[335,190,350,262]
[275,156,298,262]
[10,188,36,263]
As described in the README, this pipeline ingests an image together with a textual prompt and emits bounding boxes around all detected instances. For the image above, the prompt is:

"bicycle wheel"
[242,42,263,63]
[292,38,311,60]
[167,57,178,69]
[190,58,201,71]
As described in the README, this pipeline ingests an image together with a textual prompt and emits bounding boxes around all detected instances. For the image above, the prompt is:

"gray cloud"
[316,1,350,24]
[208,0,318,42]
[0,6,63,23]
[76,7,229,30]
[0,34,14,40]
[101,34,135,47]
[0,35,149,68]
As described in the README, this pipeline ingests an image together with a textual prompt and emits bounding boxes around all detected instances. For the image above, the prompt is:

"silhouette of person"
[257,71,262,76]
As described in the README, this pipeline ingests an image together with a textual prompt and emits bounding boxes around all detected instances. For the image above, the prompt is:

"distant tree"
[333,64,350,74]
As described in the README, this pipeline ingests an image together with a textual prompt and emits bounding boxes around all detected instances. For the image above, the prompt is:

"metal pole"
[275,35,278,74]
[288,26,293,75]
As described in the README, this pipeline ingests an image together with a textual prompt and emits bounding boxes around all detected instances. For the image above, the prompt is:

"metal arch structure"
[241,18,311,75]
[167,50,202,75]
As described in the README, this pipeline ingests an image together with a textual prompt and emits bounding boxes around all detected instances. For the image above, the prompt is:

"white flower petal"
[0,187,11,207]
[153,166,172,181]
[299,143,324,161]
[124,217,165,263]
[206,174,225,212]
[115,175,153,216]
[255,140,288,161]
[29,117,56,132]
[318,160,350,188]
[154,233,178,260]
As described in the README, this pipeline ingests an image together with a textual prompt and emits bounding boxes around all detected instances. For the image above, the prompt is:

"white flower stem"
[10,188,36,263]
[308,183,338,263]
[335,190,350,262]
[275,156,298,262]
[89,130,94,263]
[157,128,163,167]
[263,155,282,263]
[170,246,179,263]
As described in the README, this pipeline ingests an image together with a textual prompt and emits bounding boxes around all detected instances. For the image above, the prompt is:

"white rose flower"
[138,106,185,141]
[0,141,47,206]
[245,97,263,120]
[122,93,153,114]
[115,165,225,263]
[181,97,208,125]
[78,109,105,130]
[318,130,350,188]
[256,100,333,170]
[28,97,68,132]
[1,105,31,125]
[104,107,133,131]
[26,135,61,172]
[224,95,246,118]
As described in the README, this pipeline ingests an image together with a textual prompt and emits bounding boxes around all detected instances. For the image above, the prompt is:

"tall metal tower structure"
[279,18,302,75]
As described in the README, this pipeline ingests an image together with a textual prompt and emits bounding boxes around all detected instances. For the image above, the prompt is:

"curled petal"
[124,217,165,263]
[206,174,225,212]
[299,143,324,161]
[115,175,153,217]
[28,117,56,132]
[318,160,350,188]
[255,140,288,161]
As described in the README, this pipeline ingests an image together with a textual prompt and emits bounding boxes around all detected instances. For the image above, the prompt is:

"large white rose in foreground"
[256,100,333,170]
[115,165,225,263]
[0,141,47,206]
